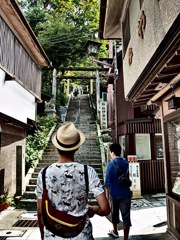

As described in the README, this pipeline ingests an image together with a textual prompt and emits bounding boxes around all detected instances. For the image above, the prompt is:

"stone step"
[24,191,37,199]
[44,145,99,152]
[40,159,101,165]
[27,175,104,192]
[43,149,100,154]
[32,162,102,177]
[24,95,103,208]
[45,143,99,149]
[39,154,101,161]
[41,155,101,162]
[34,164,102,175]
[29,178,38,185]
[36,161,102,167]
[18,199,37,211]
[30,168,103,185]
[26,185,37,191]
[45,139,98,146]
[20,196,95,207]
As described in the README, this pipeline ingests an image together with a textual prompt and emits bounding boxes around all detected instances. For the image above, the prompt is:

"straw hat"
[51,122,85,151]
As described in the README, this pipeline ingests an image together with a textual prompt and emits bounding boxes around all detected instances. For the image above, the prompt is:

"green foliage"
[56,89,68,107]
[0,189,9,204]
[18,0,109,100]
[17,0,48,35]
[18,0,109,68]
[25,115,57,173]
[36,115,57,131]
[102,134,111,143]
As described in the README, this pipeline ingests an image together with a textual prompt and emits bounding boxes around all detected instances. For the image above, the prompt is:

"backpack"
[113,160,132,188]
[41,165,89,238]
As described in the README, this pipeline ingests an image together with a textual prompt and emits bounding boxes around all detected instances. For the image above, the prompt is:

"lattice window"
[0,16,41,97]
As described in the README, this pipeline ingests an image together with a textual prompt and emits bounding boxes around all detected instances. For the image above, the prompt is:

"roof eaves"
[6,0,51,67]
[98,0,107,39]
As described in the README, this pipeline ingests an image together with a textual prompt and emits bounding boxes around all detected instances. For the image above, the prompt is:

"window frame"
[135,133,151,160]
[155,133,164,160]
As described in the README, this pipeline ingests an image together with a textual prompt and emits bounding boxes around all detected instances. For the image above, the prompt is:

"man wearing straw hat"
[36,122,110,240]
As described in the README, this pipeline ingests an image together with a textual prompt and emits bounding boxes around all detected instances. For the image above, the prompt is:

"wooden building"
[112,51,165,194]
[0,0,51,197]
[99,0,180,238]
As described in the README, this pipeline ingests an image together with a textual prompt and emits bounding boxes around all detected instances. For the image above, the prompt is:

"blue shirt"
[61,107,66,114]
[104,157,131,199]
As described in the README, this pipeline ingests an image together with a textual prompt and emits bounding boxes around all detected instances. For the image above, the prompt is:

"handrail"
[88,94,96,120]
[96,123,107,183]
[74,98,80,124]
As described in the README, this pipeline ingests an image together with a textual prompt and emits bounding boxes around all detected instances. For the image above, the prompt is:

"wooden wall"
[0,16,41,98]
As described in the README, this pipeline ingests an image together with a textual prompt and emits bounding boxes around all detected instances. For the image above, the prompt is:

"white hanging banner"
[128,155,142,198]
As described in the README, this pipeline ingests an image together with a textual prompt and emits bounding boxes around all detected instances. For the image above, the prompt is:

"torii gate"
[52,66,108,116]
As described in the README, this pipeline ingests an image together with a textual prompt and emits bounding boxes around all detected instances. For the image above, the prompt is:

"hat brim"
[51,129,85,151]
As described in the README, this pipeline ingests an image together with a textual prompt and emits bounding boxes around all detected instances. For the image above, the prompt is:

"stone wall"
[0,124,26,196]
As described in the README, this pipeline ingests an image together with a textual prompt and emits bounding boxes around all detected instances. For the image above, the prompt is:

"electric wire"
[39,33,95,43]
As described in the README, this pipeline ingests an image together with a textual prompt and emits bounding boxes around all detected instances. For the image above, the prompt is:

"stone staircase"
[19,94,103,209]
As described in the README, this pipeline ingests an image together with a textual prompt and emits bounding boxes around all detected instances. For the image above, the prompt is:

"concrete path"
[0,194,177,239]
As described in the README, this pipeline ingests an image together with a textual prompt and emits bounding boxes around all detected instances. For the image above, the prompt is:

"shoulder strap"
[42,166,48,190]
[113,160,123,175]
[84,165,89,194]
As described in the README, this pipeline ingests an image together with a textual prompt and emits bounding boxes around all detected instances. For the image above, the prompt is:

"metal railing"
[74,98,80,124]
[88,94,96,120]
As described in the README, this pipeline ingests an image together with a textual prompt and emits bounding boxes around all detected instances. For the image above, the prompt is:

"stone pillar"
[67,79,70,96]
[66,71,70,96]
[52,69,57,99]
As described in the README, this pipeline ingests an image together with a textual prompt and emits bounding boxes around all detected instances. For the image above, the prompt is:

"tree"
[17,0,48,35]
[18,0,109,95]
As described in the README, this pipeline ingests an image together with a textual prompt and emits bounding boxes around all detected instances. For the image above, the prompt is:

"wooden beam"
[57,67,106,71]
[57,76,96,80]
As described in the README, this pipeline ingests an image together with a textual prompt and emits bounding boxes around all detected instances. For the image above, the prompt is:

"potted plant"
[0,190,10,211]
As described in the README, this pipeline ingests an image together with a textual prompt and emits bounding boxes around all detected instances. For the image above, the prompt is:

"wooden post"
[96,69,100,119]
[108,40,114,127]
[90,71,93,95]
[16,146,25,195]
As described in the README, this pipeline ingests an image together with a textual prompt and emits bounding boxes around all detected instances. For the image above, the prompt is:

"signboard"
[128,155,141,198]
[128,155,137,162]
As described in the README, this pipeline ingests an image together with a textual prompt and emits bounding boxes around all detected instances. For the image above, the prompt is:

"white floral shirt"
[35,162,104,240]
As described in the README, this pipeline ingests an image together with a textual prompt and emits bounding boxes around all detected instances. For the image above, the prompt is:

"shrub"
[0,189,9,204]
[25,115,57,173]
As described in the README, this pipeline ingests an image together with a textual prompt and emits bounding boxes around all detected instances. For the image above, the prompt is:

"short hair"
[57,148,77,156]
[109,143,121,156]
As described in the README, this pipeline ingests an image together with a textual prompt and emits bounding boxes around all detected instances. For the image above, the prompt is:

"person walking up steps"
[60,105,67,123]
[35,122,110,240]
[104,143,132,239]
